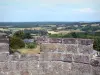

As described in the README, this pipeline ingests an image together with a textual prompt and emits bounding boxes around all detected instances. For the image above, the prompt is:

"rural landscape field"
[0,22,100,53]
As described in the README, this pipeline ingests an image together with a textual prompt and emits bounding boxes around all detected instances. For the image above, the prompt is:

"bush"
[10,37,25,49]
[26,43,37,49]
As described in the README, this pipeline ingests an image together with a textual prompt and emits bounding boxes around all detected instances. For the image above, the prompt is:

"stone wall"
[0,38,100,75]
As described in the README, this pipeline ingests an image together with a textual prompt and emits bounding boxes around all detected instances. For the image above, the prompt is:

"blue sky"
[0,0,100,22]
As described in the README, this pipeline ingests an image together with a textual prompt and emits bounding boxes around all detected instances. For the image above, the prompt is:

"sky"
[0,0,100,22]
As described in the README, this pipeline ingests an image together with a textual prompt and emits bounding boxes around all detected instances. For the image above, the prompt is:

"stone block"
[73,55,90,64]
[19,54,39,61]
[50,61,63,74]
[62,62,71,71]
[0,62,4,72]
[39,61,48,73]
[40,43,58,52]
[20,70,29,75]
[62,54,73,62]
[0,62,9,72]
[72,63,91,73]
[63,38,77,44]
[8,61,19,71]
[66,45,77,53]
[29,70,39,75]
[90,59,99,67]
[7,72,15,75]
[0,53,9,62]
[8,71,21,75]
[39,52,51,61]
[49,38,62,43]
[51,53,62,61]
[78,39,93,45]
[83,55,90,64]
[92,66,100,75]
[18,61,28,70]
[28,61,38,70]
[0,43,9,52]
[78,45,93,54]
[57,44,66,52]
[36,37,48,43]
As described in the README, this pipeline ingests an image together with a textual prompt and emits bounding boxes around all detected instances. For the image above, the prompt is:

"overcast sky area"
[0,0,100,22]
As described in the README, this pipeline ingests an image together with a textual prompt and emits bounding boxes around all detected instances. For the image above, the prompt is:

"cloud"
[40,0,100,5]
[40,0,83,4]
[73,8,99,13]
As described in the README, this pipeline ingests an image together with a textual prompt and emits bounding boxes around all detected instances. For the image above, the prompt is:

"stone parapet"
[0,38,99,75]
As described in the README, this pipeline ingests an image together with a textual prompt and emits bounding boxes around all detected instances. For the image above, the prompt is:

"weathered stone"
[18,61,28,70]
[66,45,77,53]
[49,38,62,43]
[0,62,9,72]
[8,71,21,75]
[62,62,71,71]
[83,55,90,64]
[28,61,38,70]
[90,59,99,67]
[20,70,29,75]
[57,44,65,52]
[78,39,93,45]
[92,66,100,75]
[50,61,63,75]
[40,43,58,52]
[39,52,51,61]
[29,70,38,75]
[0,43,9,53]
[21,54,39,61]
[63,38,77,44]
[72,63,91,73]
[0,53,9,62]
[0,72,7,75]
[9,61,19,71]
[73,55,90,64]
[78,45,93,54]
[7,72,15,75]
[39,61,48,73]
[51,53,62,61]
[0,38,99,75]
[62,54,73,62]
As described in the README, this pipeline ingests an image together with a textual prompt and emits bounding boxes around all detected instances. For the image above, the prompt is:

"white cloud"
[40,0,83,4]
[73,8,99,13]
[40,0,100,5]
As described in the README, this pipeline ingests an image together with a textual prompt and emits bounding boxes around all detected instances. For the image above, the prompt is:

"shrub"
[27,43,37,49]
[10,37,25,49]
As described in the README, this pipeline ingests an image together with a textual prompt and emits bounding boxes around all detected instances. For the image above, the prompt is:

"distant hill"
[0,22,100,28]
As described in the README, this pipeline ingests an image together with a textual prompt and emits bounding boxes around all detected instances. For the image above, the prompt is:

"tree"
[71,32,78,38]
[10,37,25,50]
[52,27,57,31]
[93,38,100,51]
[13,31,24,39]
[24,33,32,39]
